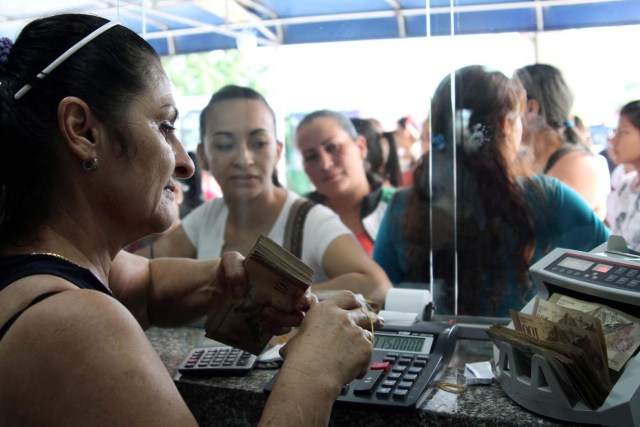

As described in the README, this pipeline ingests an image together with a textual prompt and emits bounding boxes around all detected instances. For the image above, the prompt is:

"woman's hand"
[279,291,384,392]
[216,251,316,336]
[261,290,316,336]
[215,251,249,299]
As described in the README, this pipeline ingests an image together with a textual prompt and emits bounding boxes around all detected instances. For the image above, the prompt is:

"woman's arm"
[311,235,392,307]
[110,250,233,328]
[1,289,198,427]
[260,292,382,426]
[550,177,611,251]
[109,251,311,331]
[135,224,198,259]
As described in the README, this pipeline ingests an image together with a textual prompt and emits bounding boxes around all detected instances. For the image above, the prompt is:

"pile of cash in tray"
[488,293,640,409]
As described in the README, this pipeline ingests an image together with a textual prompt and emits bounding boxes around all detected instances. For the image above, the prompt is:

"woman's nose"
[233,144,254,166]
[317,149,333,170]
[174,141,195,179]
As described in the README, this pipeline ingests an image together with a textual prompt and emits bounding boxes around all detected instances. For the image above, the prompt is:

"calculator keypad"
[348,352,430,402]
[178,346,257,375]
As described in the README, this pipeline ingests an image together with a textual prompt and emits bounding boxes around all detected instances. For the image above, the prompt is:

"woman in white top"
[606,100,640,250]
[147,85,391,306]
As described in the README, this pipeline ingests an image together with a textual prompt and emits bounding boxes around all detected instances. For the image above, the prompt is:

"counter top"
[147,326,577,427]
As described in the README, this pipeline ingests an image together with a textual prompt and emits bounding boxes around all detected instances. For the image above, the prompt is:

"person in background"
[0,15,382,426]
[605,101,640,250]
[604,125,634,198]
[394,115,422,185]
[573,115,593,147]
[297,110,396,257]
[374,65,610,316]
[379,131,403,187]
[515,63,610,220]
[147,87,391,306]
[419,116,431,156]
[351,118,402,187]
[351,118,381,176]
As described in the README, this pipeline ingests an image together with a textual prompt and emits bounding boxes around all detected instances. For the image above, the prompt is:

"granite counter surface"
[146,327,579,427]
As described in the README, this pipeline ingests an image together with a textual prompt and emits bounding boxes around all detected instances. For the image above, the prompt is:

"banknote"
[532,298,608,370]
[488,324,609,409]
[548,294,640,371]
[205,234,313,355]
[511,310,610,388]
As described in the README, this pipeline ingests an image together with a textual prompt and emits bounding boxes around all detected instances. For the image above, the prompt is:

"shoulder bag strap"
[283,198,315,259]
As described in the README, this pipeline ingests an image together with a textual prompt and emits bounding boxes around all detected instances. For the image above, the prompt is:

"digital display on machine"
[594,263,613,273]
[373,333,433,353]
[557,257,594,271]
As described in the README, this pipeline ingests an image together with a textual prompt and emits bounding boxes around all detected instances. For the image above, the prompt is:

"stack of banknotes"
[205,234,314,355]
[488,293,640,409]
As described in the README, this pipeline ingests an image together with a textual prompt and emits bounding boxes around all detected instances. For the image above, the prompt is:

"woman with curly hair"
[373,65,609,316]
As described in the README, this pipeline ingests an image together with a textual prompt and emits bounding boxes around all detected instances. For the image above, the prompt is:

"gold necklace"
[30,252,83,268]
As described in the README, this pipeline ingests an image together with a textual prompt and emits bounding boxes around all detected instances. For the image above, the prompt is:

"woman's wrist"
[276,360,343,402]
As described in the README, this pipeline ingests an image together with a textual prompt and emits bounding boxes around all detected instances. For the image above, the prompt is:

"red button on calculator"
[371,361,391,372]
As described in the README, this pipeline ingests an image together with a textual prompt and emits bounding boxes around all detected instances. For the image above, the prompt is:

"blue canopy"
[1,0,639,56]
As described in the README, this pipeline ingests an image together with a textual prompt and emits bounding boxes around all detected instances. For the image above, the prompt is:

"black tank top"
[0,254,113,341]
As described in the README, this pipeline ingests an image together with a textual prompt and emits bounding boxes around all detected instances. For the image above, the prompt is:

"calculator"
[178,345,258,375]
[264,321,458,408]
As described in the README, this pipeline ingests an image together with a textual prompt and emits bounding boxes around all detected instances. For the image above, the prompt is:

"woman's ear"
[526,99,540,115]
[356,135,368,159]
[275,139,284,163]
[500,116,509,132]
[57,96,100,162]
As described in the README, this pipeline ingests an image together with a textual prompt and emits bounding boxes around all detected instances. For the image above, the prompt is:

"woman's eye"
[213,141,234,151]
[161,122,176,136]
[250,140,268,149]
[326,143,341,155]
[303,152,318,162]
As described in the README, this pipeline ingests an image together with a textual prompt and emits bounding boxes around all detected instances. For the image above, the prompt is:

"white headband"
[14,21,119,100]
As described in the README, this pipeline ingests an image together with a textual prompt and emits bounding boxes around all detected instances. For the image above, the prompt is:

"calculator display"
[557,257,594,271]
[374,333,433,353]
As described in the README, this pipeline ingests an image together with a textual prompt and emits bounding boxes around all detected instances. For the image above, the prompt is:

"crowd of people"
[0,10,636,426]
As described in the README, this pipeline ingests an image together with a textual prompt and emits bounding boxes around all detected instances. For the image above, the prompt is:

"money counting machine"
[495,236,640,426]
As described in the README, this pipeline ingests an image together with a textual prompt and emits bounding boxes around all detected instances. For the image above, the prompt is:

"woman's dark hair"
[350,118,402,187]
[0,13,160,245]
[380,131,403,187]
[351,117,382,171]
[199,84,276,144]
[620,100,640,131]
[298,109,359,140]
[515,63,583,146]
[403,65,535,315]
[199,85,281,186]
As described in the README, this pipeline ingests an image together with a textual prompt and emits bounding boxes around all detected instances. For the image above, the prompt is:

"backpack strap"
[283,197,315,259]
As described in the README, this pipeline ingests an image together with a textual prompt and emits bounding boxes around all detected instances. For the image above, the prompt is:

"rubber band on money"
[437,381,465,394]
[362,307,375,347]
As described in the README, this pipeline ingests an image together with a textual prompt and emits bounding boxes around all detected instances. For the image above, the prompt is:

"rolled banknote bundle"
[205,234,314,355]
